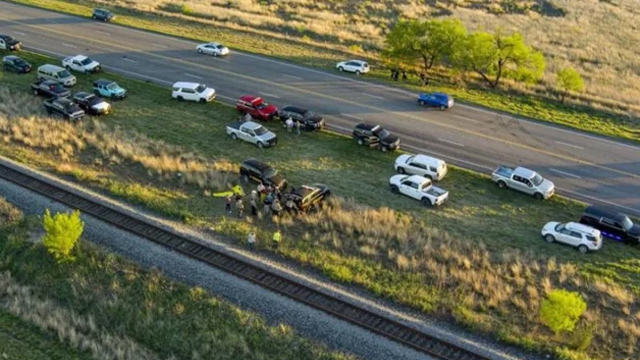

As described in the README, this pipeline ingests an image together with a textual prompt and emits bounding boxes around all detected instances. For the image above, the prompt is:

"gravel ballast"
[0,156,543,360]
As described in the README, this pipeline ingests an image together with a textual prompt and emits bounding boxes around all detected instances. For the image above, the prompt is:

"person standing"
[285,117,294,132]
[257,182,266,202]
[402,70,408,82]
[236,197,245,218]
[250,196,258,216]
[295,120,301,135]
[271,199,282,217]
[247,231,257,250]
[225,194,232,213]
[272,228,281,250]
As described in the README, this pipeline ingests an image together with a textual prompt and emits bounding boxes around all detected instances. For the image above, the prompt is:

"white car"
[196,42,229,57]
[62,55,101,73]
[171,82,216,103]
[336,60,370,75]
[541,222,602,253]
[395,154,447,181]
[389,174,449,206]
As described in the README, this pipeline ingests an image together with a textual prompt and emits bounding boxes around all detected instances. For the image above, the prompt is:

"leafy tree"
[453,31,545,88]
[384,19,467,72]
[556,67,585,103]
[539,289,587,335]
[42,209,84,262]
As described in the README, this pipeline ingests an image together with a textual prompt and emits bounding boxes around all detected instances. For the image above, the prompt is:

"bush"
[540,289,587,334]
[42,209,84,262]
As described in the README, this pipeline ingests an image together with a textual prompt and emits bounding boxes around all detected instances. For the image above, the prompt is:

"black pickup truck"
[44,98,85,121]
[352,123,400,152]
[31,80,71,98]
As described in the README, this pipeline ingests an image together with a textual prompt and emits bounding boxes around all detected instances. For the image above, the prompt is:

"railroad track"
[0,162,492,360]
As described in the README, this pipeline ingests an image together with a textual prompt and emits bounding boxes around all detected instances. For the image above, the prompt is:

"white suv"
[541,222,602,253]
[336,60,370,75]
[395,154,447,181]
[171,82,216,103]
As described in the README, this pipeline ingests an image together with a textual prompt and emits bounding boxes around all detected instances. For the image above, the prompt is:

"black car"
[279,105,325,131]
[92,8,115,22]
[239,158,287,190]
[31,79,71,98]
[44,98,85,121]
[2,55,31,73]
[352,123,400,152]
[283,184,331,213]
[579,205,640,244]
[73,92,111,115]
[0,35,21,51]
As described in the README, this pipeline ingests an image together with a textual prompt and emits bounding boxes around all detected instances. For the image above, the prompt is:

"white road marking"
[184,73,202,79]
[452,114,479,123]
[438,138,465,147]
[259,92,280,99]
[62,43,77,48]
[96,31,110,36]
[554,141,584,150]
[121,57,137,63]
[13,31,25,35]
[284,74,303,80]
[340,113,364,121]
[152,43,169,48]
[24,45,66,57]
[363,93,385,100]
[549,168,581,179]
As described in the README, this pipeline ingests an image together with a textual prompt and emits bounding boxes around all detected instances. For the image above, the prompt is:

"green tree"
[539,289,587,335]
[453,31,545,88]
[556,67,585,103]
[384,19,467,72]
[42,209,84,262]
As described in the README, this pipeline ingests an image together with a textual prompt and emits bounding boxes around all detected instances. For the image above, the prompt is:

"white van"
[171,82,216,103]
[37,64,76,86]
[394,154,448,181]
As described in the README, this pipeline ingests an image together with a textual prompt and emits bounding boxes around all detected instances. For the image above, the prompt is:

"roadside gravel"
[0,156,545,360]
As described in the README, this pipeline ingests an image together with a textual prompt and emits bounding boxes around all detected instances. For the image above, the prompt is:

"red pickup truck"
[236,95,279,122]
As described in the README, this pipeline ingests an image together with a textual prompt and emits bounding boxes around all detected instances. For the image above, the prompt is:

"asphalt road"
[2,1,640,216]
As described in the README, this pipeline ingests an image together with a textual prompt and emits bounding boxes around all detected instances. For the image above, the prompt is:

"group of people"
[389,68,430,87]
[225,182,300,219]
[247,228,282,251]
[284,116,303,135]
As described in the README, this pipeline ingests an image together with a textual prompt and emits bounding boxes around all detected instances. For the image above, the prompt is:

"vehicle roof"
[355,123,378,130]
[239,95,262,103]
[584,204,627,221]
[55,98,74,105]
[74,91,92,98]
[346,59,367,64]
[41,79,60,85]
[39,64,65,70]
[513,167,537,179]
[95,8,110,11]
[409,154,445,166]
[282,105,307,114]
[0,35,12,39]
[207,42,222,46]
[421,92,450,98]
[240,121,264,130]
[70,54,89,61]
[405,174,431,184]
[173,81,202,89]
[242,158,272,171]
[565,222,601,236]
[3,55,21,60]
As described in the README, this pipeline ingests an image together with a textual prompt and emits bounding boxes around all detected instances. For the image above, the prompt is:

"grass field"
[2,51,640,360]
[7,0,640,143]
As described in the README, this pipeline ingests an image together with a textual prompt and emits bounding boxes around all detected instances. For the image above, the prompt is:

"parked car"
[31,79,71,98]
[62,55,101,73]
[43,98,85,121]
[394,154,447,181]
[389,174,449,206]
[236,95,278,122]
[171,82,215,103]
[541,222,602,253]
[579,205,640,244]
[226,120,277,148]
[352,123,400,152]
[196,42,229,57]
[279,105,325,130]
[283,184,331,212]
[0,35,21,51]
[37,64,76,86]
[2,55,31,73]
[92,8,115,22]
[239,159,287,190]
[72,92,111,115]
[336,60,369,75]
[93,79,126,99]
[491,165,554,200]
[417,92,454,110]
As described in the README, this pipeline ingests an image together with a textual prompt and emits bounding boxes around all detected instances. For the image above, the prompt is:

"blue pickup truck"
[417,92,454,110]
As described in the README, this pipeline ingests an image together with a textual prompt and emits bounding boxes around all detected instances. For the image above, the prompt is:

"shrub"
[540,289,587,334]
[556,67,585,103]
[42,209,84,262]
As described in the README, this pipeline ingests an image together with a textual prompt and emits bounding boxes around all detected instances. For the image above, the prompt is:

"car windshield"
[106,83,119,90]
[195,84,207,93]
[4,36,15,42]
[531,173,544,186]
[303,110,315,119]
[254,126,268,136]
[80,58,94,65]
[263,168,277,178]
[216,45,225,49]
[15,59,28,66]
[555,223,566,232]
[59,70,72,78]
[374,127,390,139]
[622,216,634,231]
[255,101,269,110]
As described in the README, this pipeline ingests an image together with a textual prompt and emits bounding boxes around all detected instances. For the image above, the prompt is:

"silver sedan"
[196,42,229,57]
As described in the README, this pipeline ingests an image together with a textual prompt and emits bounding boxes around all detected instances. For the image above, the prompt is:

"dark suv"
[239,159,287,190]
[279,105,325,131]
[283,184,331,213]
[3,55,31,73]
[352,123,400,152]
[579,205,640,244]
[92,8,115,22]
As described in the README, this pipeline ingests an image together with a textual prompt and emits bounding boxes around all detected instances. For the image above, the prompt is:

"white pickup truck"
[491,165,555,199]
[389,174,449,206]
[226,120,277,148]
[62,55,101,73]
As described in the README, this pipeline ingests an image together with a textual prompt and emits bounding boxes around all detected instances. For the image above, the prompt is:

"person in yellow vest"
[272,228,282,250]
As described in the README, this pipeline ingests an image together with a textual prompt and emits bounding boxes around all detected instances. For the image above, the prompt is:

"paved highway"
[1,1,640,215]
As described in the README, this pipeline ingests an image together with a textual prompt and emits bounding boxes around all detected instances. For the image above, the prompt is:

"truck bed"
[226,121,244,130]
[493,164,514,178]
